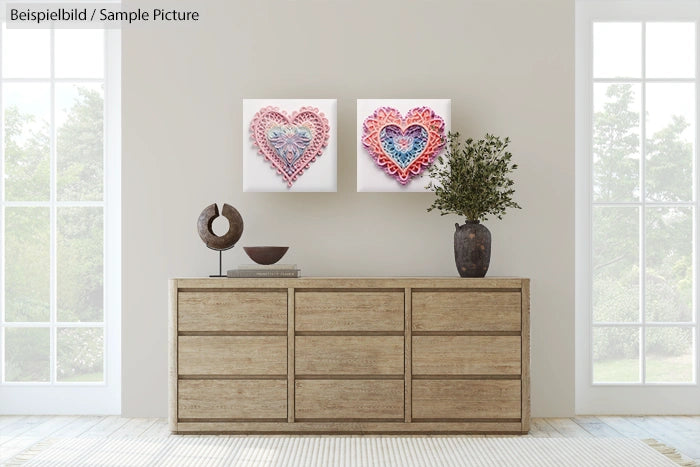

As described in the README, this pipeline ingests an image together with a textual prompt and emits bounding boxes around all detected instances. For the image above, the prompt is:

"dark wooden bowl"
[243,246,289,265]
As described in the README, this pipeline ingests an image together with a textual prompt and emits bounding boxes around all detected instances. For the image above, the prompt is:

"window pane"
[645,207,693,323]
[57,207,104,322]
[593,83,641,202]
[5,327,50,382]
[3,83,51,201]
[4,207,50,322]
[593,327,640,383]
[1,26,50,78]
[593,207,639,323]
[646,23,695,78]
[56,84,104,201]
[55,29,104,78]
[594,23,641,78]
[57,327,103,382]
[646,327,693,383]
[645,83,695,202]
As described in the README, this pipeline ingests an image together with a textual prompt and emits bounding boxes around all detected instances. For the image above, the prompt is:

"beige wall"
[122,0,574,417]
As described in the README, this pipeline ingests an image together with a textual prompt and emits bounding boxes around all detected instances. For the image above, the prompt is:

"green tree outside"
[593,84,694,383]
[3,86,104,382]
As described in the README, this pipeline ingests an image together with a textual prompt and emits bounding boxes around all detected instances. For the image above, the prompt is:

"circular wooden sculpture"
[197,203,244,277]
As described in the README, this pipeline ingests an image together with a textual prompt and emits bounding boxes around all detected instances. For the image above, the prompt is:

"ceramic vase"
[454,220,491,278]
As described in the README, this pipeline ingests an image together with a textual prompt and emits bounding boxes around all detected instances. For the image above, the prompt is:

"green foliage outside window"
[593,84,693,365]
[4,86,104,382]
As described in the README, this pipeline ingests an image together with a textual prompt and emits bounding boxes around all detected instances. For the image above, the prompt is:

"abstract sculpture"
[197,203,244,277]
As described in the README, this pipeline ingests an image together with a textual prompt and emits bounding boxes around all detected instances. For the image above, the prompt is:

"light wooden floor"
[1,416,699,464]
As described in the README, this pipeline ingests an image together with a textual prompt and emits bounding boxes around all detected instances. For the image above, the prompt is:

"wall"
[122,0,574,417]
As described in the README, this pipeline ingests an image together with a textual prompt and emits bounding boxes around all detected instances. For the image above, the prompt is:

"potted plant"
[427,132,521,277]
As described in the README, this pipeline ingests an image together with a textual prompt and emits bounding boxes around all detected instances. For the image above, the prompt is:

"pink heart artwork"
[362,107,445,185]
[250,106,330,187]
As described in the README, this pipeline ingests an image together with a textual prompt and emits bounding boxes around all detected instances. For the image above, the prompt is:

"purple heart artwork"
[362,106,446,185]
[250,106,330,187]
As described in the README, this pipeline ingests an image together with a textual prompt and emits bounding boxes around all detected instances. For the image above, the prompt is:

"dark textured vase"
[454,221,491,278]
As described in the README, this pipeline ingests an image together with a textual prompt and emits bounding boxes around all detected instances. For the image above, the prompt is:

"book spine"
[228,270,300,278]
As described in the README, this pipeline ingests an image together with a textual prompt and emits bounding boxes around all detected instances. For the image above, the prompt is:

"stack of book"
[227,264,300,278]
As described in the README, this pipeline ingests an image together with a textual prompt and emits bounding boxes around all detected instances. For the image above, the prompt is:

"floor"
[0,416,699,464]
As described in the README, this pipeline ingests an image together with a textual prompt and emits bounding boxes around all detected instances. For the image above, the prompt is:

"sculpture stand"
[210,251,224,277]
[209,245,234,278]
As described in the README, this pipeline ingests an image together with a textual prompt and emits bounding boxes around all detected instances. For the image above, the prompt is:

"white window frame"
[0,9,121,414]
[576,0,700,414]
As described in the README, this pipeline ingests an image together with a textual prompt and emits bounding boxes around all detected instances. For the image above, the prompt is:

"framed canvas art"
[243,99,337,192]
[357,99,451,192]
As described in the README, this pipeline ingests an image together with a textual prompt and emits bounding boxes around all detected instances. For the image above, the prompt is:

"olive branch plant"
[427,132,522,222]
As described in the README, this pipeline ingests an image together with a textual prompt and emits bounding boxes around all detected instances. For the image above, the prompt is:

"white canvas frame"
[242,99,337,193]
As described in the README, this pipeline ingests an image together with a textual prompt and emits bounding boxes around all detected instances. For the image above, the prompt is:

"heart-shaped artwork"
[362,107,445,185]
[250,106,330,187]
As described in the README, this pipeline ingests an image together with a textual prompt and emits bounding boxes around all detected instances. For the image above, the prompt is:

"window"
[576,1,700,413]
[0,19,120,413]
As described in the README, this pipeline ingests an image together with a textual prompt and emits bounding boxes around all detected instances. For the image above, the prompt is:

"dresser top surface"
[172,277,529,289]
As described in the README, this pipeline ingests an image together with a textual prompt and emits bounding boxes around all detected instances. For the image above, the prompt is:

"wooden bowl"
[243,246,289,265]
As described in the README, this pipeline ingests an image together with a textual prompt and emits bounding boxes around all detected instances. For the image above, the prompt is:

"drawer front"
[413,336,521,375]
[412,291,521,332]
[178,336,286,376]
[178,380,287,420]
[178,291,286,332]
[295,336,404,375]
[295,380,403,420]
[295,291,404,331]
[412,380,521,419]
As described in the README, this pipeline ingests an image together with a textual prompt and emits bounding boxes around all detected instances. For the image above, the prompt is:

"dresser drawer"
[412,380,521,419]
[178,380,287,420]
[295,380,403,420]
[295,336,404,375]
[178,291,286,332]
[413,336,521,375]
[295,291,404,331]
[178,336,287,376]
[412,291,521,332]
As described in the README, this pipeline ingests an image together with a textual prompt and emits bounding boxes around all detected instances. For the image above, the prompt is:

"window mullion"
[695,19,700,384]
[102,28,108,385]
[640,21,647,385]
[0,22,4,384]
[593,77,696,84]
[2,77,103,84]
[588,18,596,388]
[49,27,57,386]
[593,322,697,327]
[593,201,696,207]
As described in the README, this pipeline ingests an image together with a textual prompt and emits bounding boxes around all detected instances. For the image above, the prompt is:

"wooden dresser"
[169,277,530,434]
